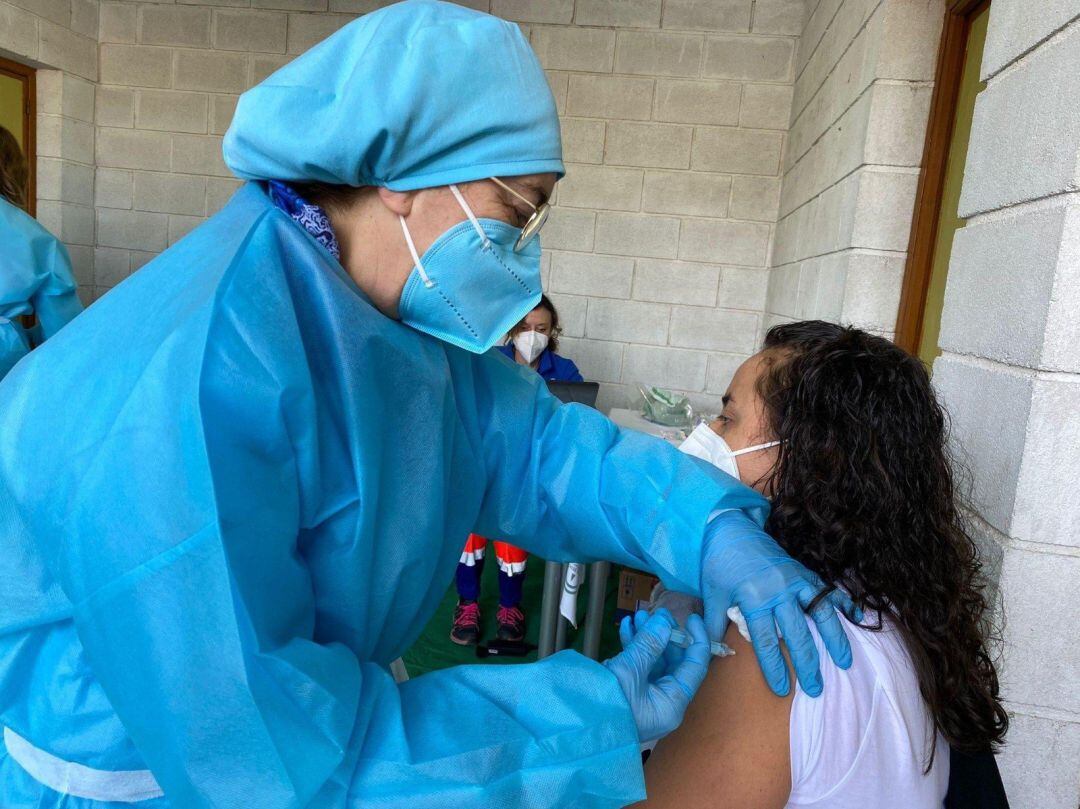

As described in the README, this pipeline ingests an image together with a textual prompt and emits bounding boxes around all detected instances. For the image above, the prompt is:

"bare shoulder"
[633,624,794,809]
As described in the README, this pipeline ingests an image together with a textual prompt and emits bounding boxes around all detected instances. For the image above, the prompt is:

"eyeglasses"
[490,176,551,252]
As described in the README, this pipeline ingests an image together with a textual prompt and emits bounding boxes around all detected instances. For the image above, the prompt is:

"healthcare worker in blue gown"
[0,3,857,807]
[0,125,83,381]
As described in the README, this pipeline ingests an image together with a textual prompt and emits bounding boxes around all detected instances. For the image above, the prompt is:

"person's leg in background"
[494,542,528,642]
[451,534,485,645]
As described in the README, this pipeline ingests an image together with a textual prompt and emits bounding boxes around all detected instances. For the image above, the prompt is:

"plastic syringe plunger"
[668,627,734,658]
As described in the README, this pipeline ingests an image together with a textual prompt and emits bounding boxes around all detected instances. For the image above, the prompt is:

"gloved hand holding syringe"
[668,627,733,657]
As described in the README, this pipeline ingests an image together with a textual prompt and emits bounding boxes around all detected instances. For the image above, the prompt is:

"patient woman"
[638,320,1008,809]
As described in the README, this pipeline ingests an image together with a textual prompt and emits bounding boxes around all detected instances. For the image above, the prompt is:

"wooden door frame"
[0,55,36,217]
[894,0,989,353]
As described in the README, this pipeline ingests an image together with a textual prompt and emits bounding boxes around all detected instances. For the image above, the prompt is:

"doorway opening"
[0,55,36,217]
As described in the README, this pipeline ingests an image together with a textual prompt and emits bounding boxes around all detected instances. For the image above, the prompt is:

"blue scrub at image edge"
[0,2,770,807]
[0,197,83,381]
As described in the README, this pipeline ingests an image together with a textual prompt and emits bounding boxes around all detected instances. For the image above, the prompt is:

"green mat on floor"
[402,559,624,677]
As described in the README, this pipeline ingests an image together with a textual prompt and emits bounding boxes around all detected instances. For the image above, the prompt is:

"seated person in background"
[638,320,1008,809]
[451,295,583,645]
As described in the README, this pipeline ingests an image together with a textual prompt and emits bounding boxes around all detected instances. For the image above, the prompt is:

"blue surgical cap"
[223,0,564,190]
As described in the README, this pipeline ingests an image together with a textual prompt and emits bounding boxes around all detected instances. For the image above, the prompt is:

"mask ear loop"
[399,215,435,289]
[731,440,783,457]
[449,184,491,249]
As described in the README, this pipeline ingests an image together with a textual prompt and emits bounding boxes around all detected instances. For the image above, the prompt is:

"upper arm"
[634,625,794,809]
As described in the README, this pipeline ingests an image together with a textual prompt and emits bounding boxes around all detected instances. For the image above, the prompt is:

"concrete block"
[100,45,174,89]
[752,0,805,35]
[575,0,661,28]
[60,119,95,166]
[706,351,748,393]
[865,82,933,167]
[729,175,780,221]
[33,201,64,242]
[545,292,586,337]
[287,13,354,54]
[136,90,209,134]
[100,2,137,43]
[0,4,39,61]
[97,208,169,252]
[997,711,1080,809]
[140,5,211,48]
[642,170,731,217]
[57,203,95,246]
[543,207,595,252]
[797,0,842,75]
[129,250,158,272]
[550,252,635,298]
[169,214,205,245]
[839,250,904,331]
[623,345,707,391]
[604,122,693,169]
[66,245,93,288]
[213,10,288,52]
[542,70,568,116]
[48,161,94,207]
[561,119,605,165]
[328,0,390,10]
[939,200,1068,369]
[662,0,752,32]
[35,116,62,161]
[1043,202,1080,372]
[557,164,643,212]
[982,0,1080,79]
[1011,375,1080,550]
[134,172,207,216]
[804,252,845,321]
[530,26,615,72]
[877,0,945,82]
[703,35,793,81]
[97,127,172,172]
[39,22,97,82]
[174,50,250,93]
[960,23,1080,217]
[210,95,240,136]
[678,218,770,265]
[586,298,670,345]
[95,168,133,209]
[669,305,758,353]
[851,169,919,251]
[94,87,132,129]
[94,247,131,288]
[172,134,229,177]
[633,258,720,306]
[719,266,768,310]
[595,212,680,258]
[653,79,741,126]
[7,0,68,27]
[557,337,624,384]
[932,354,1032,535]
[566,75,654,121]
[206,177,244,214]
[491,0,573,23]
[613,31,704,77]
[60,75,96,124]
[36,72,62,116]
[35,158,63,202]
[997,547,1080,713]
[253,54,292,83]
[252,0,329,10]
[691,127,782,174]
[740,83,793,129]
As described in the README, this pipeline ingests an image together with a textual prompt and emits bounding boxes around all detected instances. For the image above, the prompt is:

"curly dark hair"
[756,321,1008,762]
[0,125,29,210]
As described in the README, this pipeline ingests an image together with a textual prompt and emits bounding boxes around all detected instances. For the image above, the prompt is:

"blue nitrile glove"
[604,608,710,743]
[703,510,859,698]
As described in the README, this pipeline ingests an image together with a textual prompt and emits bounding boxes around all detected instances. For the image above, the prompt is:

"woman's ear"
[375,186,416,217]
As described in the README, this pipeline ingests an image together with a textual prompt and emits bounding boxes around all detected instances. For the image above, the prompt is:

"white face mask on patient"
[678,422,781,481]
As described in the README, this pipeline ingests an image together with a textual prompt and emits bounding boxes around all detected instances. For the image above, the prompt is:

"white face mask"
[512,330,549,363]
[678,422,780,481]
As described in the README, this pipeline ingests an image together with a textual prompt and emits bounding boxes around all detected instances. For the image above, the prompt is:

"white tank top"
[785,611,949,808]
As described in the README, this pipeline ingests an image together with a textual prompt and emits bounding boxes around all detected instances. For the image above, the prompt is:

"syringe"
[668,627,734,657]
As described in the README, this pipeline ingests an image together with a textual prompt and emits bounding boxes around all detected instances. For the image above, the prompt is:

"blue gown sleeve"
[0,317,30,379]
[469,352,769,596]
[48,278,644,809]
[30,237,82,341]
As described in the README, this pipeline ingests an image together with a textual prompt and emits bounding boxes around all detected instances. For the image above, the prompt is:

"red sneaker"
[450,599,481,646]
[496,605,526,642]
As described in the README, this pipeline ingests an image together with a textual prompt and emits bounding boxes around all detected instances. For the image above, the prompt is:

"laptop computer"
[546,381,600,408]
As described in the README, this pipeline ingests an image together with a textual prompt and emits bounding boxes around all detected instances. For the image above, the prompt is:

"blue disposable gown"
[0,183,768,808]
[0,198,83,380]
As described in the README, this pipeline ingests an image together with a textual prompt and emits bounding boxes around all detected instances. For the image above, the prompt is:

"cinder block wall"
[765,0,942,339]
[1,0,99,305]
[87,0,804,416]
[932,2,1080,805]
